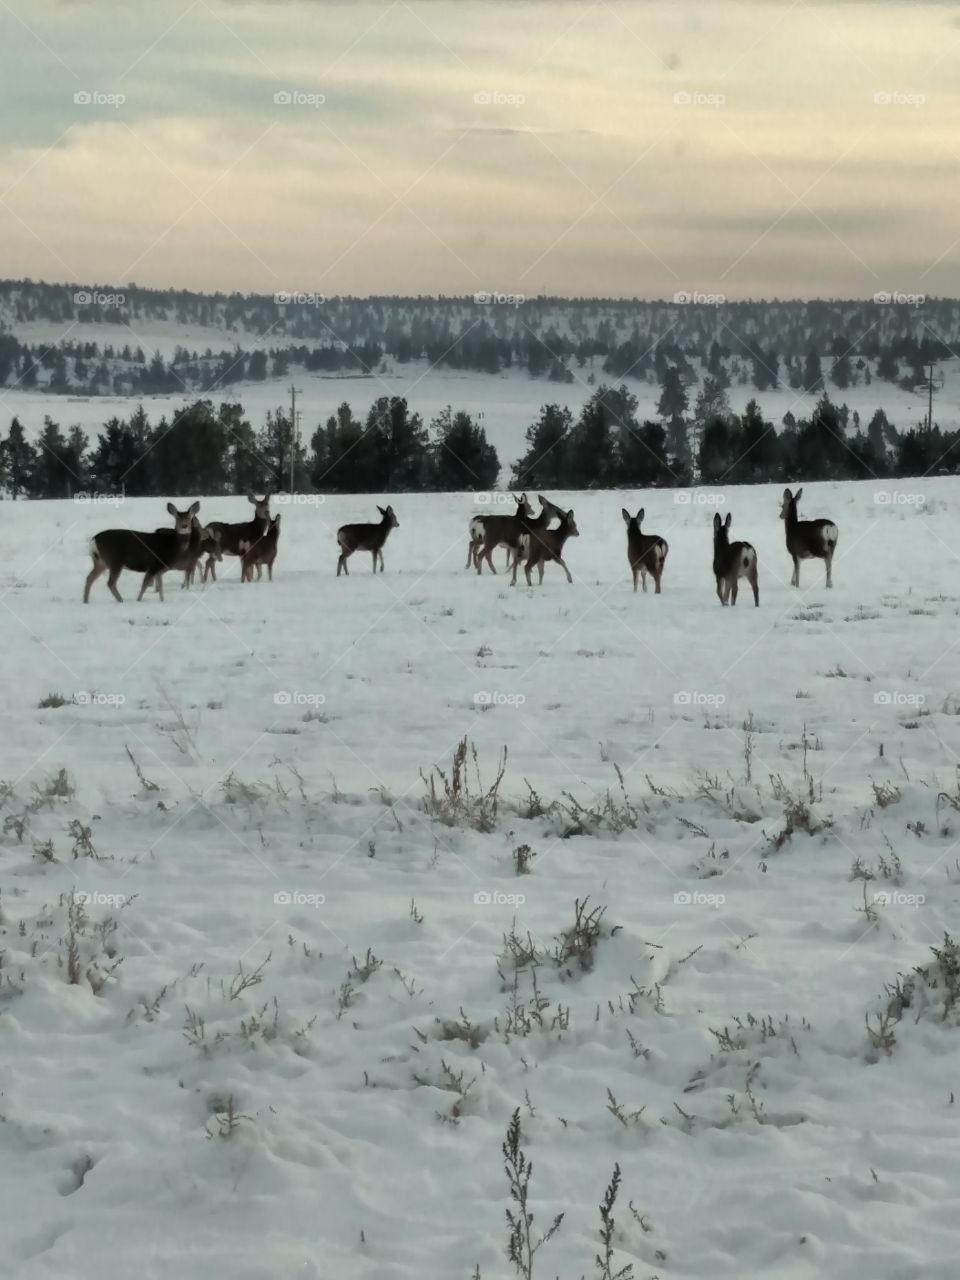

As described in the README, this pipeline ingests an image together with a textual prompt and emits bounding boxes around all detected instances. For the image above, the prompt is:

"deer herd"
[81,485,839,605]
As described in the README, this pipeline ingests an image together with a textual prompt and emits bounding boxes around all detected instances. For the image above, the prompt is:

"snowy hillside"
[3,479,960,1278]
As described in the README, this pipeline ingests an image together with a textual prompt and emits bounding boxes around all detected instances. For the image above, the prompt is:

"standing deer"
[523,507,579,584]
[83,502,200,603]
[465,515,513,571]
[713,512,759,606]
[622,508,668,593]
[780,488,838,588]
[206,492,271,580]
[241,514,281,582]
[150,517,221,589]
[511,495,561,585]
[337,505,399,575]
[473,494,533,575]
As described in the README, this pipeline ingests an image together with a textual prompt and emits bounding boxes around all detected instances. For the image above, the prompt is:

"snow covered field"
[3,478,960,1279]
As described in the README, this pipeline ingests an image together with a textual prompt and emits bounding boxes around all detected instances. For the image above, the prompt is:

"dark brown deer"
[511,495,561,585]
[474,495,533,575]
[622,507,668,593]
[83,502,200,603]
[780,488,839,588]
[713,512,759,606]
[206,492,271,580]
[465,515,513,571]
[241,514,281,582]
[337,505,399,575]
[523,507,579,584]
[182,523,222,588]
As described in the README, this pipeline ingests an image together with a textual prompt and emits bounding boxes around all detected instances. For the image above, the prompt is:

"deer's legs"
[824,552,833,588]
[106,569,123,603]
[83,559,105,603]
[790,557,800,588]
[749,570,759,606]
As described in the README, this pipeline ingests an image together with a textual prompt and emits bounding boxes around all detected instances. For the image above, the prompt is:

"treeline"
[1,279,958,393]
[511,385,959,488]
[0,397,499,499]
[3,384,957,502]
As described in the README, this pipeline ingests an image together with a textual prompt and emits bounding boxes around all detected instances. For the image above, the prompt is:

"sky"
[0,1,957,301]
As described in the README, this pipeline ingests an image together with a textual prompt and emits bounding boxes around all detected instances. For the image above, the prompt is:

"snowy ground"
[4,352,958,475]
[3,478,960,1279]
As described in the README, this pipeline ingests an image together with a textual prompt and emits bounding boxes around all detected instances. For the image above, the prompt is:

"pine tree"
[3,417,37,498]
[430,407,499,490]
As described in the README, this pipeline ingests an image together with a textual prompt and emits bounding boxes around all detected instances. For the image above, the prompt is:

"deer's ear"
[725,512,732,529]
[189,500,200,516]
[247,493,257,504]
[713,512,721,531]
[377,505,386,516]
[621,508,631,524]
[538,494,548,508]
[567,509,574,519]
[794,487,803,503]
[637,508,644,524]
[783,488,792,500]
[166,502,177,516]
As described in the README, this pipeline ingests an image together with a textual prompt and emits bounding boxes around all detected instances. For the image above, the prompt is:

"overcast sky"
[0,1,957,300]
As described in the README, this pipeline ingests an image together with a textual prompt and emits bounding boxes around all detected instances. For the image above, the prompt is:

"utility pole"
[289,384,302,491]
[922,362,943,436]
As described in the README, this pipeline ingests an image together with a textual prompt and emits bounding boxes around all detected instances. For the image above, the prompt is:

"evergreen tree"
[3,417,37,498]
[512,404,573,489]
[430,407,499,490]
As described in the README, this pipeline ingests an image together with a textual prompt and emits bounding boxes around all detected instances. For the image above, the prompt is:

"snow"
[3,478,960,1279]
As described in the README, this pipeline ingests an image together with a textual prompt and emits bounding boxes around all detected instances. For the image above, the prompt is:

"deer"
[473,494,534,575]
[622,508,669,593]
[713,512,759,606]
[465,516,513,571]
[83,502,200,603]
[510,495,562,586]
[241,514,281,582]
[337,505,399,575]
[523,507,579,585]
[205,492,272,580]
[780,488,839,588]
[181,522,222,588]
